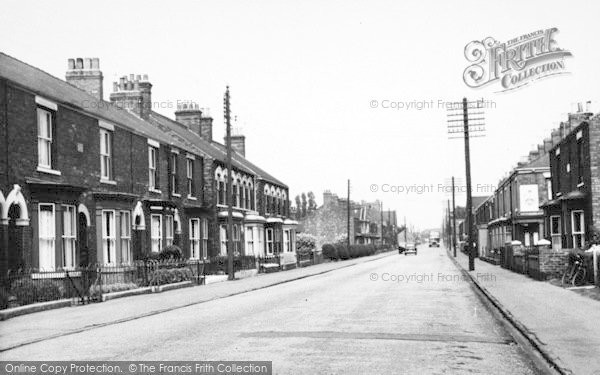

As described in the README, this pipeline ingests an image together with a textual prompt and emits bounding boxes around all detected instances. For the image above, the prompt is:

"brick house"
[542,111,600,250]
[298,190,397,251]
[475,147,551,258]
[0,53,296,274]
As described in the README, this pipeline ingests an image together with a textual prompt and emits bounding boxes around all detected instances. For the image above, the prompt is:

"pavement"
[0,251,393,352]
[0,246,542,374]
[450,247,600,375]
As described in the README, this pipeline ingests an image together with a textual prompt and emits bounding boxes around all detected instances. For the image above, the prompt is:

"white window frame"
[186,158,194,198]
[233,224,240,254]
[62,205,77,269]
[120,211,132,264]
[37,107,53,169]
[102,210,116,265]
[220,224,227,256]
[148,146,159,191]
[266,228,274,254]
[151,214,163,253]
[165,214,174,246]
[100,129,113,181]
[571,210,585,249]
[550,216,561,236]
[284,229,292,252]
[189,218,200,260]
[38,203,56,271]
[171,152,179,196]
[201,218,208,259]
[245,226,254,255]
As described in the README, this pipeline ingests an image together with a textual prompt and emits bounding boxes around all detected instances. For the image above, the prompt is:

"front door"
[78,212,88,266]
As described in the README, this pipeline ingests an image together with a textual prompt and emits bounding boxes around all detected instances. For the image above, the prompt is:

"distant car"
[404,242,417,256]
[398,244,406,254]
[429,239,439,247]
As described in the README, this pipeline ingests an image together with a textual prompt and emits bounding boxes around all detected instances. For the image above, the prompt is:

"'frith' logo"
[463,28,572,92]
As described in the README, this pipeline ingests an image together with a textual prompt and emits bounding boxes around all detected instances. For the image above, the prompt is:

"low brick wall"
[538,247,569,279]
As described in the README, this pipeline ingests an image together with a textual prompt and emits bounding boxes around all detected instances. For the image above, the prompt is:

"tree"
[301,193,307,218]
[307,191,317,212]
[295,195,301,215]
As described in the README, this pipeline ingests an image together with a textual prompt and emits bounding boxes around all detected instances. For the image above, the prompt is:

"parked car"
[404,242,417,256]
[398,244,406,254]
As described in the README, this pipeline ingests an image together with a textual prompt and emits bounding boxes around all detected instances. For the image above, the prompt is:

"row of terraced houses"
[473,105,600,270]
[0,53,298,274]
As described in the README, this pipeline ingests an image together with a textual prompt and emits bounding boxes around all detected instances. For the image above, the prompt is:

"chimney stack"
[543,138,553,153]
[225,134,246,157]
[109,74,152,119]
[66,57,103,101]
[551,128,561,145]
[175,102,202,133]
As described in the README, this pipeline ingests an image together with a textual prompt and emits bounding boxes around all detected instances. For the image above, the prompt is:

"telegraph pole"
[447,200,451,251]
[347,179,351,251]
[224,86,234,280]
[452,176,457,258]
[404,216,407,244]
[447,98,485,271]
[380,201,384,245]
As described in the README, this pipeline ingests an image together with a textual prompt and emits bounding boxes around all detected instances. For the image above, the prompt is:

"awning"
[283,219,298,225]
[266,217,284,224]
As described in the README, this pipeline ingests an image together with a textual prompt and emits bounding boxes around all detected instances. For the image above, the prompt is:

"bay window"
[120,211,132,264]
[151,214,162,252]
[102,210,116,265]
[165,214,174,246]
[202,218,208,259]
[189,218,200,259]
[38,204,55,270]
[62,205,76,269]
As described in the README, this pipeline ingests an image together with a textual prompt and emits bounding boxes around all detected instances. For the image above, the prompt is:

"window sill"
[149,188,162,194]
[100,179,117,185]
[172,193,182,197]
[187,195,197,201]
[37,166,61,176]
[577,182,584,187]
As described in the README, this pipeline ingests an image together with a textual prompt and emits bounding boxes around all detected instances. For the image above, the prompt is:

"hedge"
[321,243,386,261]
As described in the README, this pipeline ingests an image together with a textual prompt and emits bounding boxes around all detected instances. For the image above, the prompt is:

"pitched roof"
[0,52,183,148]
[0,52,287,188]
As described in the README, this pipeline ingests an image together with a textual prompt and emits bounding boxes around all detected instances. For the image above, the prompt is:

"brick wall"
[539,247,569,278]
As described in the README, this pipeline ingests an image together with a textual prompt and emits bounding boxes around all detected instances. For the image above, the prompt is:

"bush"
[322,244,337,260]
[322,243,378,261]
[10,279,64,305]
[296,233,317,254]
[0,289,9,309]
[149,267,193,286]
[159,245,183,260]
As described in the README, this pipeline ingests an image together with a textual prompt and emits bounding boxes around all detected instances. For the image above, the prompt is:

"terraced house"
[0,53,296,274]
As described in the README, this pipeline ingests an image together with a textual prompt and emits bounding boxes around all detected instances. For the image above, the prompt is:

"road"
[1,246,542,374]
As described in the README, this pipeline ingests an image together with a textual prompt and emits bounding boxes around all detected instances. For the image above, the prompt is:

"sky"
[1,0,599,231]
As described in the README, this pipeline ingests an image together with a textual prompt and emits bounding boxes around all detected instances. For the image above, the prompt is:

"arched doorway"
[7,204,23,270]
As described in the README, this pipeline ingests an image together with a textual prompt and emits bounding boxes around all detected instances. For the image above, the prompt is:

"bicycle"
[561,253,587,287]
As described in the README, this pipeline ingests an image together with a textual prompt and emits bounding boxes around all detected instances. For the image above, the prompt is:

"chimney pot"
[84,58,92,69]
[113,82,118,92]
[578,102,583,112]
[129,74,134,82]
[142,74,148,81]
[91,58,100,69]
[68,58,75,70]
[135,74,141,82]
